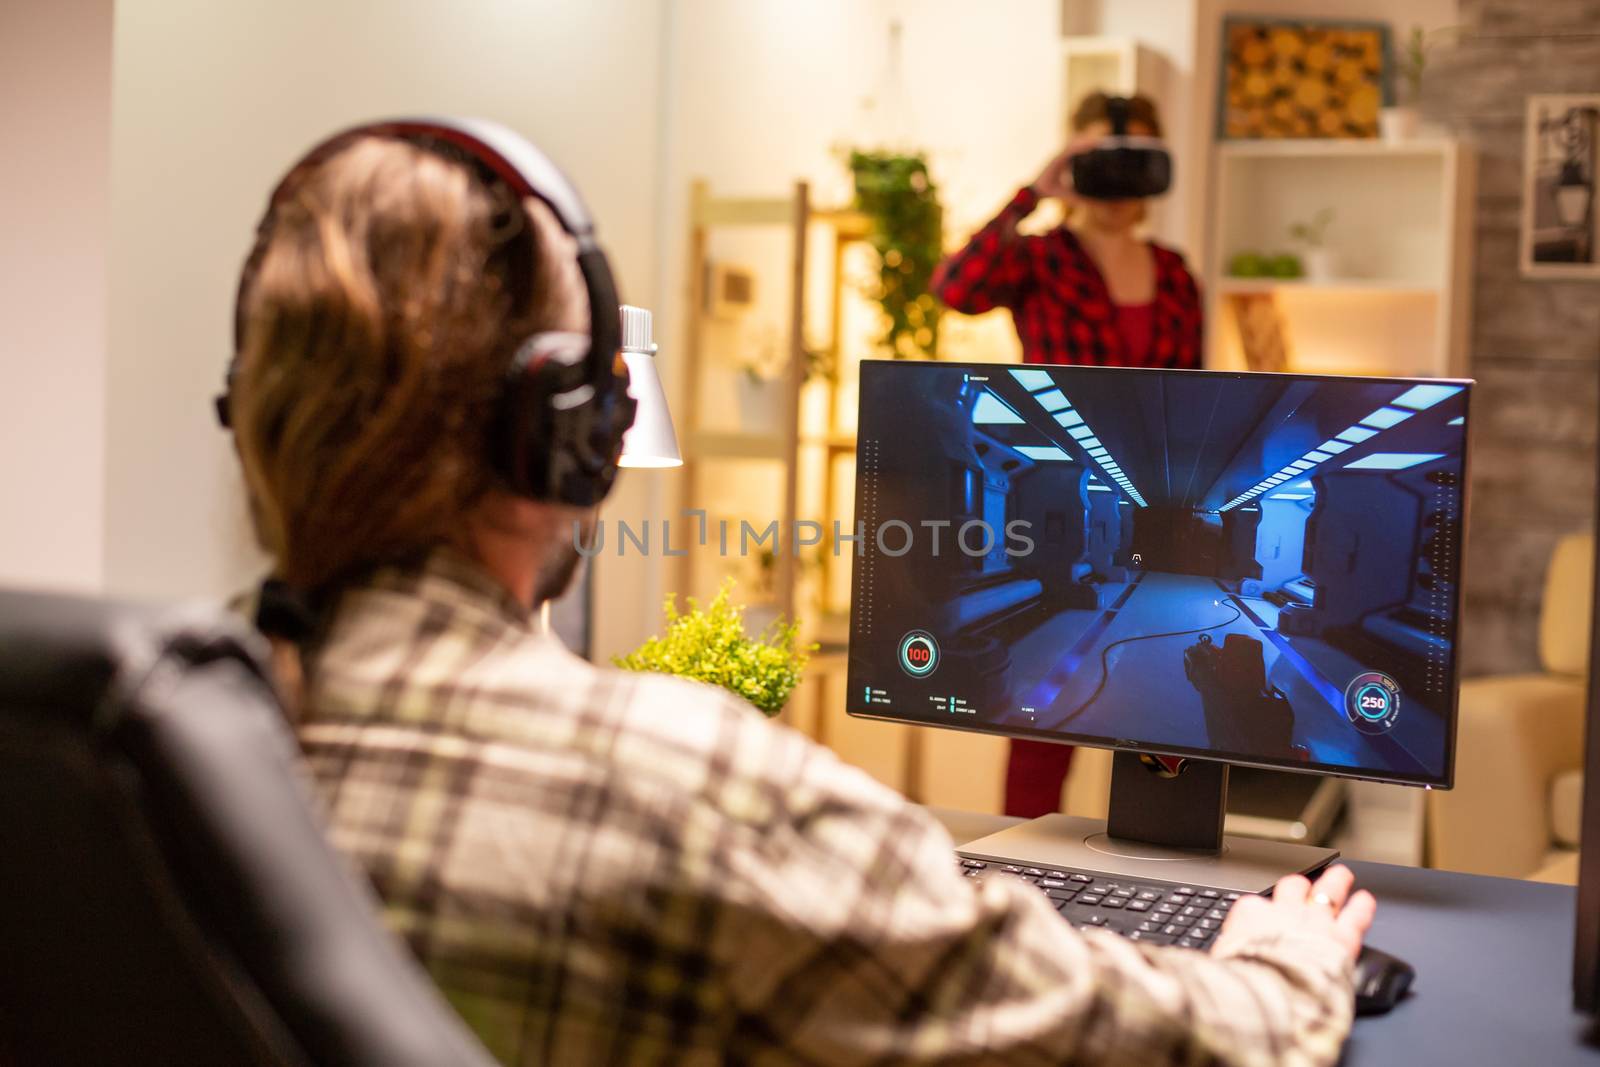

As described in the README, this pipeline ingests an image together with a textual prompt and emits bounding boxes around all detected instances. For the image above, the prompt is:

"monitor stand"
[959,752,1339,894]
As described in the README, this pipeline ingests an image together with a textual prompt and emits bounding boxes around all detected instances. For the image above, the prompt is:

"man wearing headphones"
[223,119,1373,1065]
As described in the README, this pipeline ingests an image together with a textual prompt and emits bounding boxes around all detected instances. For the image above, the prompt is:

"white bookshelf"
[1207,138,1476,379]
[1215,139,1461,160]
[1215,278,1442,296]
[1062,36,1167,117]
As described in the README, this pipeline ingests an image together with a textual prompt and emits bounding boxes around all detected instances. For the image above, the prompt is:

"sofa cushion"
[1541,533,1594,677]
[1552,768,1584,849]
[1532,850,1579,886]
[1427,673,1585,878]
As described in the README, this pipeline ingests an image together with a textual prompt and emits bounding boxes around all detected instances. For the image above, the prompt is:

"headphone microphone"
[217,117,637,509]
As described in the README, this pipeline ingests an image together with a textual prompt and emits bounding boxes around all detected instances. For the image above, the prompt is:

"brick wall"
[1420,0,1600,676]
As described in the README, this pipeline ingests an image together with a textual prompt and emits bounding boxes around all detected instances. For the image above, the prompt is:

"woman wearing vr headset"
[933,93,1199,371]
[933,92,1202,821]
[226,120,1368,1066]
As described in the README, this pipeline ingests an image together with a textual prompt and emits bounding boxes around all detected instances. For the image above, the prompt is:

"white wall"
[660,0,1062,227]
[0,0,112,593]
[105,0,670,658]
[653,0,1064,432]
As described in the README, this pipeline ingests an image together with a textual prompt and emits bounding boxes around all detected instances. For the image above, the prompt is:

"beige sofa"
[1427,534,1593,883]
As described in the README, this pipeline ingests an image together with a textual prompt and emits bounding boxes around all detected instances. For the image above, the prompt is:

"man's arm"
[931,187,1041,314]
[716,740,1359,1067]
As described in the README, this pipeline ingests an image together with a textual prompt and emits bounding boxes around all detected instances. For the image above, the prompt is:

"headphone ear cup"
[570,357,637,503]
[494,332,636,505]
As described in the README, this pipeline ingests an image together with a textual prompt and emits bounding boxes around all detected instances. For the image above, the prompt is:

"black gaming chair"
[0,588,495,1066]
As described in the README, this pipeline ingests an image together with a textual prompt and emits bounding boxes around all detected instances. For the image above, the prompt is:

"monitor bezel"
[845,359,1472,791]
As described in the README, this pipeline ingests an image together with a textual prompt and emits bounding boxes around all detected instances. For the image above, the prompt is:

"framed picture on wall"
[1215,17,1389,140]
[1521,94,1600,279]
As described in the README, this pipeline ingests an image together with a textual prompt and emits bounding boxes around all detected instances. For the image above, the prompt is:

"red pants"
[1004,739,1074,818]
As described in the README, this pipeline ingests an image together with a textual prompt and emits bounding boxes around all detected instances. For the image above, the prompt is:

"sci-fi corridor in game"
[850,362,1467,783]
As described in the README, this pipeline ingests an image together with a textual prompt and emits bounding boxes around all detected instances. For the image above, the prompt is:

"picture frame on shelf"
[1520,94,1600,280]
[1215,17,1389,141]
[704,259,756,320]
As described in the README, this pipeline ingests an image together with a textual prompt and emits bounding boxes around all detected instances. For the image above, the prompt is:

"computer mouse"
[1353,945,1414,1015]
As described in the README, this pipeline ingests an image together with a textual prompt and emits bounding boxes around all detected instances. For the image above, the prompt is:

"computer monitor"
[847,360,1471,889]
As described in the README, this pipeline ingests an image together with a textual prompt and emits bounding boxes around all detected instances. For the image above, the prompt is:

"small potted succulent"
[735,323,788,434]
[613,579,816,717]
[1383,25,1453,142]
[1289,208,1338,282]
[736,334,833,434]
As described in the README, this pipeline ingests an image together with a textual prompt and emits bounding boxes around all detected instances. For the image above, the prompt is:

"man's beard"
[534,512,593,605]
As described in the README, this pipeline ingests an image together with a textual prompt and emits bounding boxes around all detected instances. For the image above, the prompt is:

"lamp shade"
[1557,159,1591,228]
[617,305,682,468]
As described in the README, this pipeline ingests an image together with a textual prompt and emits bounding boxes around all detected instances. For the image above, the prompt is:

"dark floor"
[991,571,1446,779]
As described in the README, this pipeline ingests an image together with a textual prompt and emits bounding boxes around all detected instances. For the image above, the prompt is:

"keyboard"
[957,852,1251,951]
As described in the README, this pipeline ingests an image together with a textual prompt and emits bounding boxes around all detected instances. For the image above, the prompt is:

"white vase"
[736,375,786,434]
[1302,247,1338,282]
[1380,107,1420,143]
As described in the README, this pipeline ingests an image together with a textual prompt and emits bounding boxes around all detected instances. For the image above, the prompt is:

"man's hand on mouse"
[1213,864,1377,962]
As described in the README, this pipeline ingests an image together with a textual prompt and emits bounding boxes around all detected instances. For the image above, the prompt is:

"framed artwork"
[1520,95,1600,279]
[1216,17,1389,140]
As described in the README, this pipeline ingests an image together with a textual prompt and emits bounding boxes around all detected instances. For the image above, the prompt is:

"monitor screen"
[846,361,1470,787]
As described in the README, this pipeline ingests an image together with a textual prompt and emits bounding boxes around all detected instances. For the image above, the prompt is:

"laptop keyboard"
[957,853,1252,951]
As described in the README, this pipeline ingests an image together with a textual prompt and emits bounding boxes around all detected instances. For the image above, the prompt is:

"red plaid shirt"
[933,187,1203,368]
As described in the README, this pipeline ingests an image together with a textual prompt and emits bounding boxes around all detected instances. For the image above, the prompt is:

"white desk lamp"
[541,304,681,635]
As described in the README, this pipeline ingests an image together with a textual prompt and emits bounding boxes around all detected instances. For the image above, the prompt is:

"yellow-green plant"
[613,580,815,717]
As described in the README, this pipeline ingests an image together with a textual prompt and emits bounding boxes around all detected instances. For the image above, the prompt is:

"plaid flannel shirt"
[295,548,1355,1065]
[931,187,1203,369]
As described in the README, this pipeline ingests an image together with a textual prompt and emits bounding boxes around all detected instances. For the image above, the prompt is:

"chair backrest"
[1542,532,1594,677]
[0,587,496,1067]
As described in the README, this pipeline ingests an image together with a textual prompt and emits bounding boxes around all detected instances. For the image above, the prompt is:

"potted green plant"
[1383,25,1454,142]
[613,580,816,717]
[735,323,787,434]
[1288,208,1337,282]
[846,148,944,360]
[736,335,835,436]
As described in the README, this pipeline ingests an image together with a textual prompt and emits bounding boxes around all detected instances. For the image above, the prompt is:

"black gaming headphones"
[1070,96,1173,202]
[217,117,636,509]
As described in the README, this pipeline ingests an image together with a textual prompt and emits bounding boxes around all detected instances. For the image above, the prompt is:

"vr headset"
[1070,96,1173,201]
